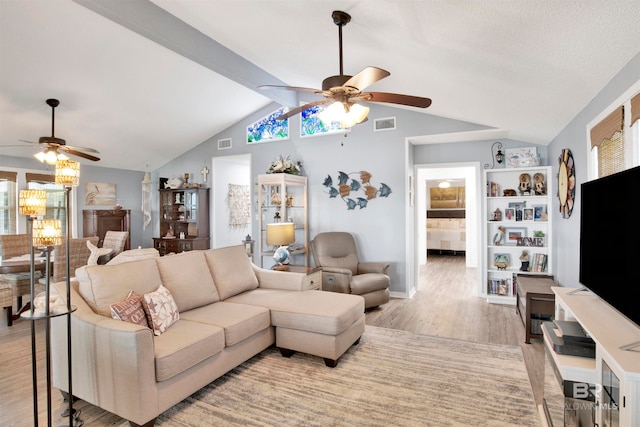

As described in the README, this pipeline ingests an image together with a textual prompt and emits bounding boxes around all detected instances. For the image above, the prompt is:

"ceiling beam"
[73,0,298,108]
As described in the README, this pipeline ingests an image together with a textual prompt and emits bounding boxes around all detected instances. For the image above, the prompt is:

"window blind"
[0,171,18,182]
[590,106,623,148]
[26,172,55,183]
[590,106,625,178]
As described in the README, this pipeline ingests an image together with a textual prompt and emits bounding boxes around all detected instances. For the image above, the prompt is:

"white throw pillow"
[141,285,179,335]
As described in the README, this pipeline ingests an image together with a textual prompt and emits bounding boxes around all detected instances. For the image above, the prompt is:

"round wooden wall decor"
[557,149,575,218]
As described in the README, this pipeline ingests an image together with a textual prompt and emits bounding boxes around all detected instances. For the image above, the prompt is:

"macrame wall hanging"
[142,172,151,228]
[228,183,250,226]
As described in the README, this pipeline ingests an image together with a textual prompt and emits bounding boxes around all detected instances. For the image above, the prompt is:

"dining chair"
[0,233,43,314]
[102,231,129,257]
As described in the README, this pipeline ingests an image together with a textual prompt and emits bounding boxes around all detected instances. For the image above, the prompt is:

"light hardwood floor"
[0,254,544,426]
[367,254,545,406]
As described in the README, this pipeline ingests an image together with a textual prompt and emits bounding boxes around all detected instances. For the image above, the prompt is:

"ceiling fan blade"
[258,85,322,95]
[343,67,390,91]
[356,91,432,108]
[3,144,35,148]
[18,139,37,144]
[276,100,331,120]
[63,144,100,154]
[59,147,101,161]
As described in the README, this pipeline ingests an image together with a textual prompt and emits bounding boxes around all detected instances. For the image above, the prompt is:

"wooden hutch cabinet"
[153,187,210,256]
[83,209,131,250]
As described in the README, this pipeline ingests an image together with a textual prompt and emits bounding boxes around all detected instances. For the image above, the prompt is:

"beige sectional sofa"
[50,245,365,427]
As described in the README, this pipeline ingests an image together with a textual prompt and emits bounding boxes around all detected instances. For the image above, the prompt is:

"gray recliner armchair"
[310,232,390,309]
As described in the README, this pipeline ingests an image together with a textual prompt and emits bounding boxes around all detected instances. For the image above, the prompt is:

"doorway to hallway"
[414,162,482,296]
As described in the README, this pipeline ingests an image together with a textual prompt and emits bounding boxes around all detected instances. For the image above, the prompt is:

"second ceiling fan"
[20,98,100,164]
[259,10,432,127]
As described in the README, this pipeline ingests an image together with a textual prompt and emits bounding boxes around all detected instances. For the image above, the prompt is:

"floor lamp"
[18,189,47,427]
[54,159,82,427]
[30,219,63,426]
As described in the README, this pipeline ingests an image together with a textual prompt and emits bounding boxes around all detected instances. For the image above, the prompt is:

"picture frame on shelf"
[493,253,511,269]
[505,208,515,221]
[523,208,534,221]
[508,201,525,222]
[508,201,526,210]
[504,227,527,245]
[533,205,548,221]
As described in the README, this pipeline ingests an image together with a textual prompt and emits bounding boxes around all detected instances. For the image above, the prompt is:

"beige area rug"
[136,326,538,426]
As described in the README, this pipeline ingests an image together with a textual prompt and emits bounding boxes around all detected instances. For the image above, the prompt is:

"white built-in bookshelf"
[482,166,553,305]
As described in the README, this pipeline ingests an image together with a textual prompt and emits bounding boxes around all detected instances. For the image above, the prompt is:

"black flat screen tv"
[579,165,640,329]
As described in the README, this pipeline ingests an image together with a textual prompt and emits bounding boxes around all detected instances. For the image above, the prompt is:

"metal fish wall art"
[323,171,392,210]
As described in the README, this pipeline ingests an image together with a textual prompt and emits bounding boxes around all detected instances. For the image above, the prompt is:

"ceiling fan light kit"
[258,11,431,127]
[317,101,369,128]
[34,148,69,165]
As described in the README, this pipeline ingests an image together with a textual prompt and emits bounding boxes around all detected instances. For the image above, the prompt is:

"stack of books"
[531,253,548,272]
[487,278,510,295]
[486,181,499,197]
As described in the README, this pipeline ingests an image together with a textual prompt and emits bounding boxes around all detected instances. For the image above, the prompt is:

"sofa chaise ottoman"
[50,245,365,427]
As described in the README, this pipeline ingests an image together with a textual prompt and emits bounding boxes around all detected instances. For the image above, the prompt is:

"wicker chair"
[0,287,13,326]
[0,233,31,258]
[0,234,43,315]
[102,231,129,257]
[37,236,99,285]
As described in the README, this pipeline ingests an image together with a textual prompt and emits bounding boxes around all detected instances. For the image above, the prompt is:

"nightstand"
[286,265,322,291]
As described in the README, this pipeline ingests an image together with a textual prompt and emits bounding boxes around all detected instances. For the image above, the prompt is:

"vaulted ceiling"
[1,0,639,171]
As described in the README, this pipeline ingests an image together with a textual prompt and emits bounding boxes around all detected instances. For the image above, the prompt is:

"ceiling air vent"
[374,117,396,131]
[217,138,232,150]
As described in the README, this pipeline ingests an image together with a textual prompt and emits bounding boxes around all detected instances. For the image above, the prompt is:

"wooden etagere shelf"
[257,174,308,268]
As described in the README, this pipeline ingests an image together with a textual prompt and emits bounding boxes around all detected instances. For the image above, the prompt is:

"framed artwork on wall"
[505,147,539,168]
[84,182,116,205]
[429,186,465,209]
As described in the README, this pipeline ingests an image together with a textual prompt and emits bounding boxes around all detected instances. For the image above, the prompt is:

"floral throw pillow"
[110,291,149,327]
[141,285,179,335]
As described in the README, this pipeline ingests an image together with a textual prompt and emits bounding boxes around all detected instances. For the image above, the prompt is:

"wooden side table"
[516,275,555,343]
[286,265,322,291]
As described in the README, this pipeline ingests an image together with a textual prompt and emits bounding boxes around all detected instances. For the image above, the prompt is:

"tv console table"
[540,286,640,427]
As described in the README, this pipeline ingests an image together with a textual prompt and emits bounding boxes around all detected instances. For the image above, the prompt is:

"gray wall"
[548,51,640,289]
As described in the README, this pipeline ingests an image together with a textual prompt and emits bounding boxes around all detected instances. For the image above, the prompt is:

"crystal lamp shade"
[32,219,62,247]
[55,159,80,187]
[18,189,47,217]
